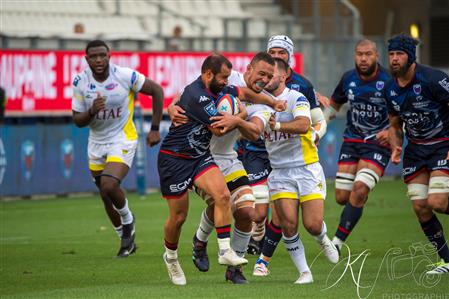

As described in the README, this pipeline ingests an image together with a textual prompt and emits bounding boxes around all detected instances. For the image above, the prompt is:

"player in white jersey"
[213,58,338,283]
[72,40,164,257]
[169,52,284,283]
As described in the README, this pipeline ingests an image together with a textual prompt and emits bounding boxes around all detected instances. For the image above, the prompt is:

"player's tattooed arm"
[388,114,404,164]
[72,92,105,127]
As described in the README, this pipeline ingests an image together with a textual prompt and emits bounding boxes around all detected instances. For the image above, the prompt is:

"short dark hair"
[201,53,232,75]
[85,40,110,54]
[274,58,288,73]
[250,52,275,66]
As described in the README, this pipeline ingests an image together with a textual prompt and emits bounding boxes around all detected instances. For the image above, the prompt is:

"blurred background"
[1,0,448,197]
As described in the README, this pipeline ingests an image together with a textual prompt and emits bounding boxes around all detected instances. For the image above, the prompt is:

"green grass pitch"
[1,180,448,298]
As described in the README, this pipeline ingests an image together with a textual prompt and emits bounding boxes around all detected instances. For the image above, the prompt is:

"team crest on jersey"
[204,102,218,116]
[413,84,421,95]
[376,81,384,90]
[290,84,300,91]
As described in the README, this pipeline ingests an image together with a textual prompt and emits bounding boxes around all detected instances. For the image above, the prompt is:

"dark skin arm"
[72,92,105,127]
[139,78,164,147]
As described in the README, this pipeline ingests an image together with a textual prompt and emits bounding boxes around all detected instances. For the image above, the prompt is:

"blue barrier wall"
[0,119,402,197]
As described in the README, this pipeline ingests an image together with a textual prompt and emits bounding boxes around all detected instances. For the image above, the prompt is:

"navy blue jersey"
[161,77,239,158]
[286,70,320,109]
[385,64,449,144]
[332,65,391,143]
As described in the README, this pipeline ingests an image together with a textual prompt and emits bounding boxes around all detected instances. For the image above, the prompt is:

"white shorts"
[268,162,326,203]
[214,155,248,184]
[88,139,137,171]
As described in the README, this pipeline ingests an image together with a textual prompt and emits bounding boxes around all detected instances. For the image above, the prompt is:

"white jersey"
[210,70,246,158]
[252,87,319,168]
[72,63,146,144]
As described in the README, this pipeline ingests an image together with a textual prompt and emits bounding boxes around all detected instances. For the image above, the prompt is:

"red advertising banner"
[0,50,303,116]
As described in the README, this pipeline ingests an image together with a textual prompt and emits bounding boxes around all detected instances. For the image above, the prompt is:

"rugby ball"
[216,94,239,115]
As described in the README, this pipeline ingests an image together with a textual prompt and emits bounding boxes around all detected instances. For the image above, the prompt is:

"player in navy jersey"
[158,54,249,285]
[386,34,449,275]
[322,39,392,250]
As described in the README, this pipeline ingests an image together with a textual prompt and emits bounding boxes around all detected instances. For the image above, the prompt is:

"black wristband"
[151,124,159,131]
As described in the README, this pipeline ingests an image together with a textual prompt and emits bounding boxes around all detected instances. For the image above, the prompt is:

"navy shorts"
[158,150,217,198]
[238,150,271,186]
[403,141,449,182]
[338,140,391,174]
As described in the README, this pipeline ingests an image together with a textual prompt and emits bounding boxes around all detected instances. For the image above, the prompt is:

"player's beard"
[264,78,280,93]
[390,63,409,78]
[209,75,225,95]
[355,61,377,77]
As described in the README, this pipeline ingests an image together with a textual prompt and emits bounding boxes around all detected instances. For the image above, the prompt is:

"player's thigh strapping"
[240,150,271,204]
[337,141,390,191]
[403,141,449,200]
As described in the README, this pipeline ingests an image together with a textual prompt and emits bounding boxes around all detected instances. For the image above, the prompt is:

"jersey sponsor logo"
[169,177,192,193]
[390,90,398,97]
[89,83,96,91]
[391,100,400,111]
[199,95,209,103]
[72,75,81,87]
[105,83,118,90]
[438,78,449,93]
[375,91,382,98]
[376,81,384,90]
[204,102,218,117]
[95,106,123,120]
[413,84,421,95]
[295,96,308,104]
[349,81,356,87]
[248,169,269,181]
[131,71,137,85]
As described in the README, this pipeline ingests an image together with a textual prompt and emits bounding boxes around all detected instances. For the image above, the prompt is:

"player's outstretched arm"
[140,78,164,146]
[239,87,286,111]
[388,114,403,164]
[322,98,343,122]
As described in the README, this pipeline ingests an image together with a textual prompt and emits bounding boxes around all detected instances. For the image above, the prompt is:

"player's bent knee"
[252,184,269,204]
[336,172,355,191]
[335,190,350,205]
[303,221,322,236]
[428,176,449,194]
[354,168,379,190]
[407,184,429,201]
[427,194,448,212]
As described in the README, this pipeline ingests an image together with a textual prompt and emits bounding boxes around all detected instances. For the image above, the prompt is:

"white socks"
[283,233,310,273]
[195,209,214,242]
[113,198,133,225]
